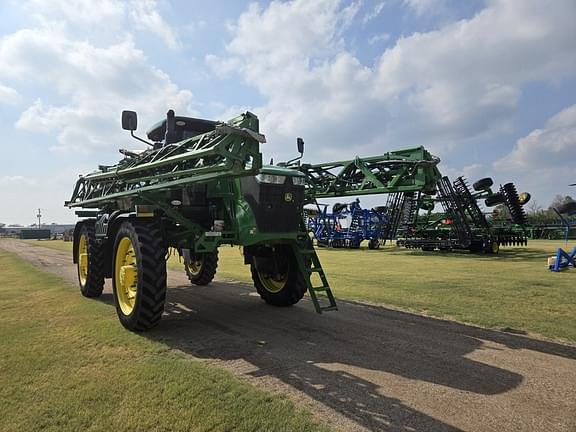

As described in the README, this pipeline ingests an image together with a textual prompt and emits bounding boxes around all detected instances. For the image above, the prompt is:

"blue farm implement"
[548,247,576,272]
[305,199,388,249]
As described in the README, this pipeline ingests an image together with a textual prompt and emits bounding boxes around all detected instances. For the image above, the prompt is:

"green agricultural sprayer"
[66,109,455,331]
[67,110,341,331]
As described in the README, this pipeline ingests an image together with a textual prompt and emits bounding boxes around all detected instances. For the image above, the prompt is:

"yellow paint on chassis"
[115,237,138,315]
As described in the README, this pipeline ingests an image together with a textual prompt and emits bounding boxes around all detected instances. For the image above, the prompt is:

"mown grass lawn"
[0,249,327,432]
[27,238,576,342]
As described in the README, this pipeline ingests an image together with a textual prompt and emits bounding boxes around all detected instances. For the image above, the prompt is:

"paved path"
[2,238,575,432]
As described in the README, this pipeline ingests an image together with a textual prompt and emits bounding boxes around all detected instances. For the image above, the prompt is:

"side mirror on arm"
[122,110,138,131]
[297,137,304,154]
[120,109,153,147]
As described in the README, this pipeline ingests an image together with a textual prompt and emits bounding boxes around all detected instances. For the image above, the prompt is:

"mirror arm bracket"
[131,130,154,147]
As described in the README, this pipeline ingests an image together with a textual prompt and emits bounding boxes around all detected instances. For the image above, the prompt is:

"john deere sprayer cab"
[67,109,336,331]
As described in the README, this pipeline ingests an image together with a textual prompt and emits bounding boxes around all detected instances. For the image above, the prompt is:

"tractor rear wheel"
[76,222,105,298]
[186,251,218,285]
[112,221,167,331]
[250,245,307,307]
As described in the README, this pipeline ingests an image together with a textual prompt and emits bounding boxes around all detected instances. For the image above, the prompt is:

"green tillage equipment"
[67,110,336,331]
[395,176,529,253]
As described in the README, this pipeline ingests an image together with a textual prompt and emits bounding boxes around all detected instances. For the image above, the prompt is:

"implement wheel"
[484,240,500,254]
[76,222,105,298]
[250,245,307,307]
[473,177,493,191]
[112,221,167,331]
[186,251,218,285]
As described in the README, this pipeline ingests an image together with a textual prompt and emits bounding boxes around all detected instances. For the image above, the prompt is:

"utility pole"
[37,208,42,229]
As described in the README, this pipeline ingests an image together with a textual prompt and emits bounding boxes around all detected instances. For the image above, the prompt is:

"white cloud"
[24,0,125,26]
[207,0,576,164]
[1,27,193,152]
[368,32,390,45]
[495,104,576,171]
[22,0,179,49]
[0,83,21,105]
[363,2,386,24]
[403,0,447,16]
[129,0,181,49]
[493,104,576,202]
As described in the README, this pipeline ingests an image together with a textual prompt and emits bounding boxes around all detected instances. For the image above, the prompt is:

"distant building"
[2,224,75,237]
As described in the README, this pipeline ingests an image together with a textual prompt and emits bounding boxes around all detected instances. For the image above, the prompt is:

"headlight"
[255,174,286,184]
[292,176,306,186]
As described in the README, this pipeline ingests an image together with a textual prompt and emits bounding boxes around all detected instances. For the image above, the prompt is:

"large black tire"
[112,221,167,331]
[473,177,494,191]
[485,193,506,207]
[186,251,218,285]
[250,245,307,307]
[76,222,105,298]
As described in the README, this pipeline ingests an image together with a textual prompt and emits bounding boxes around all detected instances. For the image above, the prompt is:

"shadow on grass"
[103,280,574,432]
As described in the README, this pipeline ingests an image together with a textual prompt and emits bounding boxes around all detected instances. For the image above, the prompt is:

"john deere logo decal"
[284,192,293,202]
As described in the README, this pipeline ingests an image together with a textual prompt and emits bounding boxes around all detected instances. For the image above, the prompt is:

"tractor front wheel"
[76,222,105,298]
[186,251,219,285]
[112,221,167,331]
[250,246,307,307]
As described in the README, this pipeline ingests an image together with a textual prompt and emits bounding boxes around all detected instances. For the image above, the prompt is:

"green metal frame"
[297,146,441,201]
[66,112,263,209]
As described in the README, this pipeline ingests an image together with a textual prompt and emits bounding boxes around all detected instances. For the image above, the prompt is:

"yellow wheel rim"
[115,237,138,315]
[492,241,500,254]
[187,258,203,276]
[258,271,288,293]
[78,233,88,286]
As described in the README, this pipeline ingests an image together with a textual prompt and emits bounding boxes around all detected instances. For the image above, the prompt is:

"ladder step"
[311,286,330,291]
[319,306,338,312]
[308,267,324,273]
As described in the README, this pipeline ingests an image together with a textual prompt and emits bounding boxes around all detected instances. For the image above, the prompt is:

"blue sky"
[0,0,575,225]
